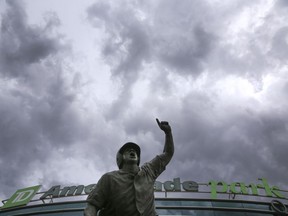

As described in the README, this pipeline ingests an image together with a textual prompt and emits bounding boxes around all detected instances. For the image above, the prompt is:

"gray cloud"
[0,1,65,78]
[0,0,88,197]
[87,1,152,120]
[156,25,216,75]
[87,1,151,79]
[88,1,287,189]
[270,27,288,61]
[1,0,288,202]
[87,1,270,121]
[164,86,288,186]
[276,0,288,7]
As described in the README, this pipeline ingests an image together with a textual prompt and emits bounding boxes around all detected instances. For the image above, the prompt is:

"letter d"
[12,190,34,203]
[164,178,181,192]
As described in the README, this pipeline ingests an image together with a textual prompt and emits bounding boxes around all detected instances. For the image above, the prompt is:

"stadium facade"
[1,177,288,216]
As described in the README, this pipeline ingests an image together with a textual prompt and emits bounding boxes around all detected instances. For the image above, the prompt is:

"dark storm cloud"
[87,1,150,79]
[276,0,288,7]
[86,0,220,122]
[0,0,284,201]
[270,27,288,61]
[87,1,151,119]
[86,0,288,189]
[87,0,265,82]
[0,0,86,197]
[152,0,219,76]
[157,25,216,75]
[87,0,219,78]
[207,1,288,83]
[0,1,63,78]
[162,87,288,186]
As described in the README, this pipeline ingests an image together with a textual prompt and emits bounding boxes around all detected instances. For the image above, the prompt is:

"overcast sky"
[1,0,288,201]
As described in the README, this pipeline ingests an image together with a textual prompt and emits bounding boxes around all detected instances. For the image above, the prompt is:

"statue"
[84,118,174,216]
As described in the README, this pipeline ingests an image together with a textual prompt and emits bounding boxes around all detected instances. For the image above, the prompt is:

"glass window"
[212,201,243,208]
[157,209,214,216]
[242,202,270,211]
[28,212,83,216]
[245,213,274,216]
[0,202,86,216]
[213,211,246,216]
[156,199,212,207]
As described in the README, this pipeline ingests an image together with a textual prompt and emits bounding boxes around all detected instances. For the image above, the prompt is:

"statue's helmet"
[116,142,141,169]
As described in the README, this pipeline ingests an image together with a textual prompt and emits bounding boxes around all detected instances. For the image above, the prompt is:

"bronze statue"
[84,118,174,216]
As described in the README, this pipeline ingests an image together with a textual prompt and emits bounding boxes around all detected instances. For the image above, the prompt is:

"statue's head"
[116,142,141,169]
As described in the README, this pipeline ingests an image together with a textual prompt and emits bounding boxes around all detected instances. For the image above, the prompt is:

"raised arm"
[156,118,174,163]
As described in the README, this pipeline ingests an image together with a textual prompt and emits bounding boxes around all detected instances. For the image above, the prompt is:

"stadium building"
[1,177,288,215]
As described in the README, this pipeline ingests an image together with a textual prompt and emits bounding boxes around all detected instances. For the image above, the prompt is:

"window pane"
[213,211,246,216]
[157,209,214,216]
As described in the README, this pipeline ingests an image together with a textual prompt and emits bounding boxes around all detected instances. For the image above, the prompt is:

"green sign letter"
[209,180,228,199]
[2,185,41,209]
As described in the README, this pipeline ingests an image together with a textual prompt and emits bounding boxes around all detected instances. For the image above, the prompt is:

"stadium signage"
[156,177,285,199]
[39,178,287,199]
[40,184,96,199]
[208,178,285,199]
[1,185,41,209]
[1,178,286,210]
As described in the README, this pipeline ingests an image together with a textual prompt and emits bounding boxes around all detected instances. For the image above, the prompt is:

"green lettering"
[248,183,259,195]
[2,185,41,209]
[258,178,273,197]
[209,181,228,199]
[271,186,285,198]
[230,182,248,194]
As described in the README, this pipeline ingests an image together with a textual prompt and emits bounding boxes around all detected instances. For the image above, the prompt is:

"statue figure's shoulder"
[103,170,120,177]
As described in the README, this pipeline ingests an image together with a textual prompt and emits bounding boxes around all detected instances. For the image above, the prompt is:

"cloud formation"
[0,0,87,196]
[1,0,288,201]
[86,0,288,186]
